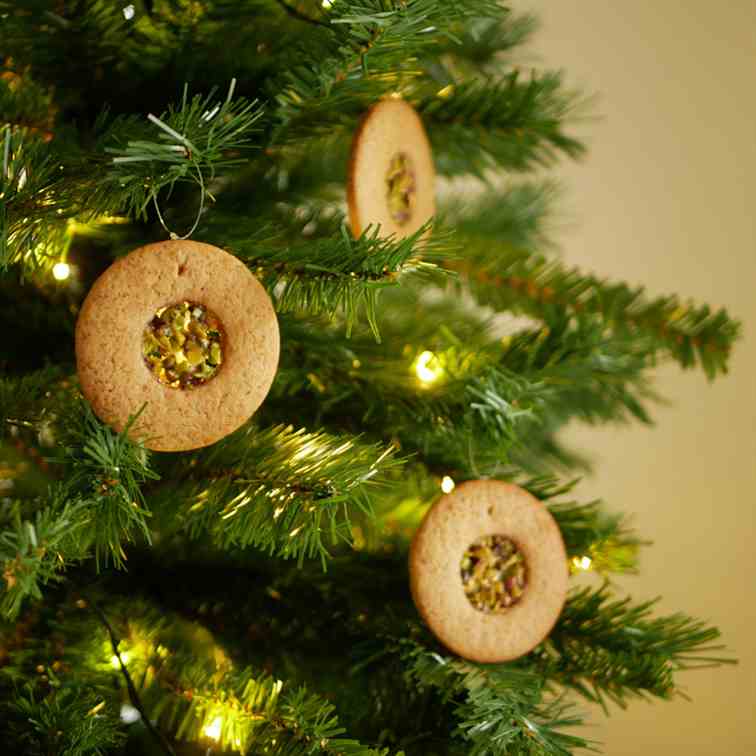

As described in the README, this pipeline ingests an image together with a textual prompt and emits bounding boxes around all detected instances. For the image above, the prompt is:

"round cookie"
[75,240,279,452]
[409,480,568,663]
[347,97,435,239]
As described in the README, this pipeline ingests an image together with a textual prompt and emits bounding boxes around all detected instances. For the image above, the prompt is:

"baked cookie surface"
[348,97,435,239]
[75,240,279,451]
[409,480,568,662]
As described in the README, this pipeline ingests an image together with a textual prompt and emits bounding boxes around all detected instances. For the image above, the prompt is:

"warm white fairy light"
[122,4,135,20]
[203,716,223,741]
[110,650,130,669]
[572,555,592,571]
[441,475,455,494]
[52,261,71,281]
[120,703,141,724]
[414,350,442,385]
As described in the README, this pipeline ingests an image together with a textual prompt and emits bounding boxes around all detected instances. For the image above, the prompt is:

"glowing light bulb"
[441,475,455,494]
[122,4,135,20]
[414,350,442,385]
[572,555,592,571]
[52,262,70,281]
[203,716,223,741]
[110,651,130,669]
[120,703,141,724]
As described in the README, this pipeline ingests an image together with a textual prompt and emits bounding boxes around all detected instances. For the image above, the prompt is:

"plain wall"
[518,1,756,753]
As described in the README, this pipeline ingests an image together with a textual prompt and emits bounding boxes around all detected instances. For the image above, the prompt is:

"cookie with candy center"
[75,240,279,451]
[409,479,568,663]
[348,97,435,240]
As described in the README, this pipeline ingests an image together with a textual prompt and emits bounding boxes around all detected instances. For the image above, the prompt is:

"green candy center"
[460,534,527,613]
[385,152,416,226]
[142,301,224,390]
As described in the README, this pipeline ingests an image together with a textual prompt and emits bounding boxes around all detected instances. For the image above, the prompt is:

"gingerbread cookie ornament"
[348,97,435,239]
[409,480,568,663]
[76,240,279,451]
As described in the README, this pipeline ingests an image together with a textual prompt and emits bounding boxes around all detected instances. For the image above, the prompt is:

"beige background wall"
[518,1,756,753]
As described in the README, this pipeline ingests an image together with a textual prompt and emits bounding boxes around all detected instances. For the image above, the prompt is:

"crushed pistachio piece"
[460,534,527,614]
[142,301,224,389]
[385,152,416,226]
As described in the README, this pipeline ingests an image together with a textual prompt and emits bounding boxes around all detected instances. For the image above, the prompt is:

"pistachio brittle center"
[385,152,416,226]
[142,301,223,389]
[460,534,527,613]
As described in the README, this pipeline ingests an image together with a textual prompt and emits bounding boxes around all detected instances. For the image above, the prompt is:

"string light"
[52,261,70,281]
[110,651,130,669]
[203,716,223,741]
[571,555,592,571]
[414,350,442,385]
[122,4,135,20]
[120,703,141,724]
[441,475,455,494]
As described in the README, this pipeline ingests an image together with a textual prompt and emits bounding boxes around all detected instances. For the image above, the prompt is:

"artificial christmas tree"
[0,2,740,755]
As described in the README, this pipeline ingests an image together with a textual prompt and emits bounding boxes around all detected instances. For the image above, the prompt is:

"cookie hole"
[177,263,187,276]
[487,506,494,516]
[142,300,224,390]
[460,534,527,614]
[385,151,416,226]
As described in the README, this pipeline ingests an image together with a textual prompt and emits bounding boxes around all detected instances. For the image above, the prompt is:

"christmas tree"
[0,2,741,754]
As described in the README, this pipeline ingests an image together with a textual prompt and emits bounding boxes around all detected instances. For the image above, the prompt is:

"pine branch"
[91,600,175,756]
[0,68,56,139]
[175,423,401,566]
[1,682,125,756]
[499,319,659,426]
[0,492,90,619]
[102,80,265,220]
[399,639,592,755]
[0,400,159,617]
[1,82,264,271]
[438,12,539,71]
[510,475,642,575]
[101,600,390,755]
[440,180,559,252]
[271,0,503,142]
[417,70,587,177]
[0,367,65,440]
[269,297,660,475]
[548,499,641,575]
[274,0,331,29]
[0,1,133,91]
[222,223,451,338]
[60,402,158,569]
[0,127,75,270]
[270,329,550,473]
[534,586,734,711]
[449,245,740,379]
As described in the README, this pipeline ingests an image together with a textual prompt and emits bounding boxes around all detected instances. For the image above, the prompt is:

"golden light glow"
[203,716,223,741]
[52,261,71,281]
[572,555,593,571]
[441,475,455,494]
[110,651,130,669]
[414,350,442,385]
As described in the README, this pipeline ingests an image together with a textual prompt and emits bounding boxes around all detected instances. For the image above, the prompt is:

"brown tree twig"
[90,600,176,756]
[274,0,331,29]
